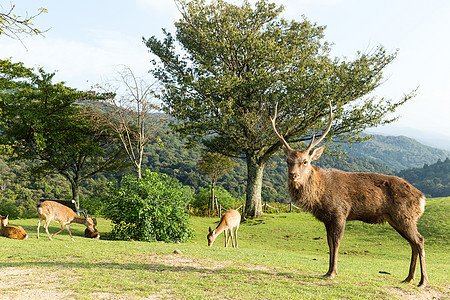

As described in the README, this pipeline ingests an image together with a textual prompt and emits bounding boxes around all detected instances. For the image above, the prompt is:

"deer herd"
[1,101,429,287]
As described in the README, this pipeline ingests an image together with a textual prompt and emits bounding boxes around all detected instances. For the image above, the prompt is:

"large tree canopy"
[0,59,127,207]
[145,0,414,217]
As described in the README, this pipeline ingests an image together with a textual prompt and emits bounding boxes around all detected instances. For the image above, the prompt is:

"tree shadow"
[0,259,320,283]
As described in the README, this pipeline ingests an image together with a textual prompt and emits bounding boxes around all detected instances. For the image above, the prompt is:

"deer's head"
[0,215,8,227]
[207,227,216,246]
[270,101,334,186]
[85,214,97,232]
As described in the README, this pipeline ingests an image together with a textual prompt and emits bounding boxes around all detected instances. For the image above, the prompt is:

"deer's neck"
[72,215,88,226]
[213,224,227,238]
[288,165,325,213]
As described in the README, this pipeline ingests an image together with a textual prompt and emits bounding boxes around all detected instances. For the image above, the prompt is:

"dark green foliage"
[104,170,193,242]
[0,59,127,207]
[0,156,73,218]
[397,158,450,197]
[191,186,240,211]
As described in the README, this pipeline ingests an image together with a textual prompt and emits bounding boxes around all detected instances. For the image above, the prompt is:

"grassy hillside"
[1,197,448,299]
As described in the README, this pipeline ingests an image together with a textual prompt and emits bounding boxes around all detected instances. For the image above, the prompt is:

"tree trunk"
[245,154,265,217]
[210,182,216,214]
[137,163,142,180]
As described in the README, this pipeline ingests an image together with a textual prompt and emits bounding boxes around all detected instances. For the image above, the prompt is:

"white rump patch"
[419,196,426,213]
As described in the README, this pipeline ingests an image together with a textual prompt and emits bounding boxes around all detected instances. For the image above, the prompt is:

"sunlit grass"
[1,197,448,299]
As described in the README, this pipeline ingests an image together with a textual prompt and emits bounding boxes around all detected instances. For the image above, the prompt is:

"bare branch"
[0,3,49,42]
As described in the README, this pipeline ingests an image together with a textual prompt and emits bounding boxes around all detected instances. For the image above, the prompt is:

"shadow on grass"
[0,259,323,284]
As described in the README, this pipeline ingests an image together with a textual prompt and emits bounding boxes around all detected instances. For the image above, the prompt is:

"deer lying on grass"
[270,101,428,287]
[207,209,241,248]
[84,217,101,239]
[0,215,28,240]
[37,200,96,242]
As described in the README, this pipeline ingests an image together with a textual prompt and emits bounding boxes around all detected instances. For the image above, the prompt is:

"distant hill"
[343,134,450,171]
[397,158,450,198]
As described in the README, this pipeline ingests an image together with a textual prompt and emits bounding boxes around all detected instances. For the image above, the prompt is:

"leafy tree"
[104,170,193,242]
[0,59,127,208]
[145,0,413,217]
[197,151,236,212]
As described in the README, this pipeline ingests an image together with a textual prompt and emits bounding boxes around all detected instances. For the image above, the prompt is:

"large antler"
[270,102,293,151]
[305,101,334,152]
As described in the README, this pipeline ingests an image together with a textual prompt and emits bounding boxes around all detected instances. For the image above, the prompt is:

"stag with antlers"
[270,101,428,287]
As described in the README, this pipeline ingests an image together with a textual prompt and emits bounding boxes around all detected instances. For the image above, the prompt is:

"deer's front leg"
[324,220,345,279]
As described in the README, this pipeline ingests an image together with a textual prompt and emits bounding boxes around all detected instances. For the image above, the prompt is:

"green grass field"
[1,197,448,299]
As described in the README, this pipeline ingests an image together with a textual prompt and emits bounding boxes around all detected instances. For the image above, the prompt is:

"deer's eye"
[303,160,308,166]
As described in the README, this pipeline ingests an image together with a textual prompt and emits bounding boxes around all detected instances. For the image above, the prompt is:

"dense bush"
[190,186,240,213]
[104,170,193,242]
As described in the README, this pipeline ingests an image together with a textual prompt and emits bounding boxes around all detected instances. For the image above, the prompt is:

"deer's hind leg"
[233,225,239,248]
[43,219,53,241]
[52,222,67,238]
[388,219,428,287]
[37,217,43,239]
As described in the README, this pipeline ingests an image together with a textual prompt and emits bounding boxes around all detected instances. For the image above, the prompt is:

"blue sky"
[2,0,450,148]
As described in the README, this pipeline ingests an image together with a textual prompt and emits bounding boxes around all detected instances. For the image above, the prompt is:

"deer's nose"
[289,173,297,180]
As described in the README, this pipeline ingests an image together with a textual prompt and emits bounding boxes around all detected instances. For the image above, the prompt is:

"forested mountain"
[397,158,450,198]
[344,134,450,171]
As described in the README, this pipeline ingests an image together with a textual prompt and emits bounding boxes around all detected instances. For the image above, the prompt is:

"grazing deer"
[270,101,428,287]
[37,200,96,242]
[0,215,28,240]
[84,217,101,239]
[207,209,241,248]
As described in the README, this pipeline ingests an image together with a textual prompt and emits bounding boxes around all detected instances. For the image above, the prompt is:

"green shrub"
[104,170,193,242]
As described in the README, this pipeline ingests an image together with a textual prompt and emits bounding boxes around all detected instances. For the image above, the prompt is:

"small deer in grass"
[1,215,28,240]
[270,101,428,287]
[37,201,96,242]
[207,209,241,248]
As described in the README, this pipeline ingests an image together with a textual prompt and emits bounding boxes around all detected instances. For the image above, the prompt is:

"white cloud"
[136,0,179,15]
[2,33,152,90]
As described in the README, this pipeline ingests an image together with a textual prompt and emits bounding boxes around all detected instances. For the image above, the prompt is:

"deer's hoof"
[417,280,427,288]
[323,273,336,279]
[401,277,414,284]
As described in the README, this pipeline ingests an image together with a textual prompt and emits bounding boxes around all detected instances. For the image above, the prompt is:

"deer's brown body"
[1,215,28,240]
[289,166,425,225]
[207,209,241,248]
[271,101,428,287]
[37,200,96,242]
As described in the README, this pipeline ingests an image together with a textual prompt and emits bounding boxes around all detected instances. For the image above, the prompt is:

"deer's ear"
[209,227,212,233]
[309,145,325,161]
